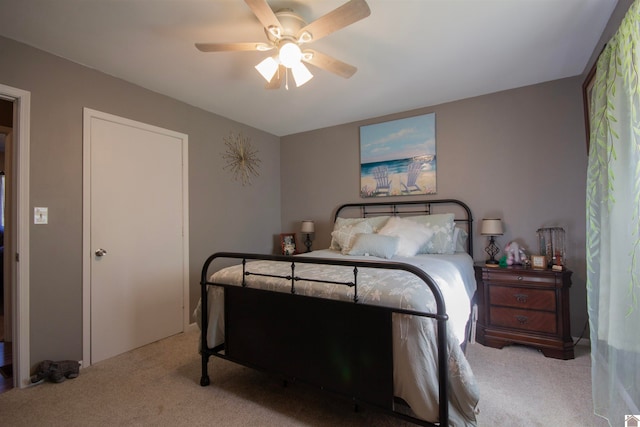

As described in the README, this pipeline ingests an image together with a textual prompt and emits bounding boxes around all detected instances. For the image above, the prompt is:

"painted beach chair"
[372,165,391,195]
[402,161,422,194]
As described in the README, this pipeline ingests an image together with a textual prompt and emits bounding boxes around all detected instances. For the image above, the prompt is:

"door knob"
[95,248,108,257]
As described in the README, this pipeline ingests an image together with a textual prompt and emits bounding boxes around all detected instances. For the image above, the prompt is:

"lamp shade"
[290,62,313,87]
[279,42,302,68]
[301,220,315,234]
[481,218,503,235]
[255,56,279,82]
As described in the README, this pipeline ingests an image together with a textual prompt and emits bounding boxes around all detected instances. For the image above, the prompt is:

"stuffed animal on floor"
[30,360,80,384]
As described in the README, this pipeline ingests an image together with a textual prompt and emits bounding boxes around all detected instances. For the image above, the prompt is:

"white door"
[84,109,188,364]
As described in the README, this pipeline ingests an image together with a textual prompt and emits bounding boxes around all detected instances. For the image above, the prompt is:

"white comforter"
[195,250,479,426]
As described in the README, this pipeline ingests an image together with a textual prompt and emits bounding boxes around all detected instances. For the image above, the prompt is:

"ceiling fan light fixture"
[196,0,371,89]
[291,62,313,87]
[255,56,279,82]
[298,31,312,44]
[279,42,302,68]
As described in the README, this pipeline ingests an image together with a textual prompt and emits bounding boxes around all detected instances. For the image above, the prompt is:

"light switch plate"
[34,207,48,224]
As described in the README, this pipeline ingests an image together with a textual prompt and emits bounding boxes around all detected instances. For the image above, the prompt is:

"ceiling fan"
[195,0,371,89]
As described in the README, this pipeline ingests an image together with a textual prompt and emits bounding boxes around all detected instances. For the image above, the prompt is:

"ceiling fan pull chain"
[285,67,289,90]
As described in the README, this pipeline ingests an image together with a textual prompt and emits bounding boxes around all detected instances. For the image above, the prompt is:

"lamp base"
[485,259,499,267]
[304,234,312,253]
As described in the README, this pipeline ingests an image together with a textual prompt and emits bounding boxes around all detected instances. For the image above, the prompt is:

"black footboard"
[199,252,451,427]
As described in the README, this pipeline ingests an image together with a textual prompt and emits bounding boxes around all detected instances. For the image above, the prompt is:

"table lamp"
[301,220,315,253]
[481,218,503,266]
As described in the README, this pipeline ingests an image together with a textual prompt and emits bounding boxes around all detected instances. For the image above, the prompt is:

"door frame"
[0,126,12,341]
[82,108,189,367]
[0,83,31,389]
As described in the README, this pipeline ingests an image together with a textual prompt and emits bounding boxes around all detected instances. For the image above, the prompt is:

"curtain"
[587,1,640,423]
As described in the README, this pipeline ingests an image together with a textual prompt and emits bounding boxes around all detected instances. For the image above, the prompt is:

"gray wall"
[0,36,282,367]
[281,77,590,337]
[279,0,636,342]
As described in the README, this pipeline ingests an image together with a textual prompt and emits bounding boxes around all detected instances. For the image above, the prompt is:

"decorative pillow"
[364,215,391,232]
[407,213,456,254]
[454,227,469,253]
[331,221,374,254]
[378,216,435,257]
[348,233,400,259]
[330,216,390,250]
[330,218,362,250]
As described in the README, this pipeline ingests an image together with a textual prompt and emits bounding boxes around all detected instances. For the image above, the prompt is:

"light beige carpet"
[0,329,608,426]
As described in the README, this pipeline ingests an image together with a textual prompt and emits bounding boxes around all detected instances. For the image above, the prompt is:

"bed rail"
[200,252,451,427]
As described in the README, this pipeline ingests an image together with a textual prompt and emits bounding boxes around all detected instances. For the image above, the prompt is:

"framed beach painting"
[360,113,436,198]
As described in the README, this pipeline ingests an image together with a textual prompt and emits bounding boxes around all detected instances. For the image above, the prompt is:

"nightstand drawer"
[484,271,556,287]
[489,285,556,311]
[490,306,557,334]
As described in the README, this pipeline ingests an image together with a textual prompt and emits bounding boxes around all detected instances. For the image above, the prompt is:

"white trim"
[81,109,91,368]
[0,83,31,388]
[82,108,189,367]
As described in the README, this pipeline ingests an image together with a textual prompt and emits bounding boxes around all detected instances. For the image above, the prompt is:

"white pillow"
[330,216,390,250]
[407,213,456,254]
[454,227,469,253]
[331,221,374,254]
[378,217,435,257]
[348,233,400,259]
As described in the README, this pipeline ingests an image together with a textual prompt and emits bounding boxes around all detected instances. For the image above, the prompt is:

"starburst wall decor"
[222,131,261,186]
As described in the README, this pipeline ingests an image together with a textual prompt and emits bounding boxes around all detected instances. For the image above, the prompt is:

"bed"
[196,199,480,426]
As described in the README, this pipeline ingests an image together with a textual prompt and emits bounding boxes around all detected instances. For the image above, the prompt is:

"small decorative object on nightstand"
[537,227,566,270]
[481,218,503,266]
[301,220,315,253]
[531,255,547,269]
[280,233,297,255]
[474,264,574,359]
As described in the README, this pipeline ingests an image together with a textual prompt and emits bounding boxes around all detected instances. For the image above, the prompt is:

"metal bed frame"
[199,199,474,427]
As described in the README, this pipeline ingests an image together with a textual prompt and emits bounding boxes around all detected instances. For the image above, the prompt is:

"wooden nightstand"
[474,264,574,360]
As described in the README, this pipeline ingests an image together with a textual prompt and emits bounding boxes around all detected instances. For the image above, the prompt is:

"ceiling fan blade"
[245,0,282,36]
[195,42,273,52]
[296,0,370,43]
[302,50,357,79]
[265,65,285,89]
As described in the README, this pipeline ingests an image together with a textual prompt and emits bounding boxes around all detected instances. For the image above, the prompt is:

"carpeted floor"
[0,328,608,426]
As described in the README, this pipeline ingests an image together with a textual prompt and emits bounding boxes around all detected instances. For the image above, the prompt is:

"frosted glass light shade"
[279,42,302,68]
[291,62,313,87]
[301,220,315,233]
[255,56,279,82]
[481,218,503,236]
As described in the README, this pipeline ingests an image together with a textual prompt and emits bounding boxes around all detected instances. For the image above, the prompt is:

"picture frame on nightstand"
[280,233,298,255]
[531,255,547,269]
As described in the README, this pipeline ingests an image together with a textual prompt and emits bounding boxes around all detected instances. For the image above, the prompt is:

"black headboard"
[334,199,473,257]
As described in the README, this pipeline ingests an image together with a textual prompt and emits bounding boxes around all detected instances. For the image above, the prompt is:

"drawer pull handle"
[515,315,528,325]
[514,293,528,303]
[517,276,523,280]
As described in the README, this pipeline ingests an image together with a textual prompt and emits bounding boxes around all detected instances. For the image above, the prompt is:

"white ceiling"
[0,0,618,136]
